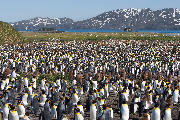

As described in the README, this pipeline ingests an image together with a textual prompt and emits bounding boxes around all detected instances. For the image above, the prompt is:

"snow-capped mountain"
[11,8,180,30]
[11,17,73,30]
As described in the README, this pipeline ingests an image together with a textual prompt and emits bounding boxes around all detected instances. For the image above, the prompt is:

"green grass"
[21,32,180,43]
[0,21,24,44]
[16,72,72,87]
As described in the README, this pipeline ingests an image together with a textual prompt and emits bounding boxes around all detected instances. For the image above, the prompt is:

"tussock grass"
[0,21,24,44]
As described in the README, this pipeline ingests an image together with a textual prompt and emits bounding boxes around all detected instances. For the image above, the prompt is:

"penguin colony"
[0,39,179,120]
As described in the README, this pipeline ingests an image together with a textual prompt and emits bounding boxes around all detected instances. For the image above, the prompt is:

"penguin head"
[73,89,76,94]
[100,98,105,102]
[93,89,97,93]
[24,75,28,79]
[42,77,45,81]
[62,93,66,97]
[122,100,128,105]
[175,86,178,91]
[9,104,15,110]
[12,67,15,71]
[7,86,12,90]
[77,101,82,106]
[46,99,51,104]
[122,89,126,94]
[52,103,56,109]
[102,104,106,110]
[42,90,46,95]
[75,108,81,115]
[73,92,77,96]
[91,100,96,106]
[96,97,100,101]
[154,102,160,108]
[29,84,33,88]
[105,105,109,110]
[18,100,22,105]
[79,87,83,90]
[50,101,56,109]
[109,105,113,110]
[100,88,103,92]
[5,103,9,108]
[0,95,3,99]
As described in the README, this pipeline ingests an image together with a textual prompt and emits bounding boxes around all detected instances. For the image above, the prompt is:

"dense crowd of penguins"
[0,40,179,120]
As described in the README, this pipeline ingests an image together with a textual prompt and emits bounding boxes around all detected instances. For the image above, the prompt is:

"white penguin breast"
[152,109,160,119]
[17,105,25,115]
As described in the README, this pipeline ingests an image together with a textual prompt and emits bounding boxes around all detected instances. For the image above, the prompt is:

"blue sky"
[0,0,180,22]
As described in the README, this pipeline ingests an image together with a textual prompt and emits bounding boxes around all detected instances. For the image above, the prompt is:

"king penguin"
[57,98,66,120]
[72,91,79,105]
[2,103,9,120]
[90,101,97,120]
[9,105,19,120]
[151,103,160,120]
[17,100,25,119]
[50,102,57,119]
[101,105,110,120]
[39,91,47,107]
[77,101,84,116]
[40,102,51,120]
[32,76,37,89]
[21,93,28,106]
[163,104,172,120]
[23,76,28,87]
[172,87,179,105]
[120,101,129,120]
[31,94,39,115]
[75,108,84,120]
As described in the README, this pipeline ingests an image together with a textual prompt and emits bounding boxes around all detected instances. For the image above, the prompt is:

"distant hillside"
[0,21,23,44]
[11,8,180,30]
[11,17,74,31]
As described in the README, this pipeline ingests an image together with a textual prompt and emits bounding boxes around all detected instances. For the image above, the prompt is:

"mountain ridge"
[11,8,180,31]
